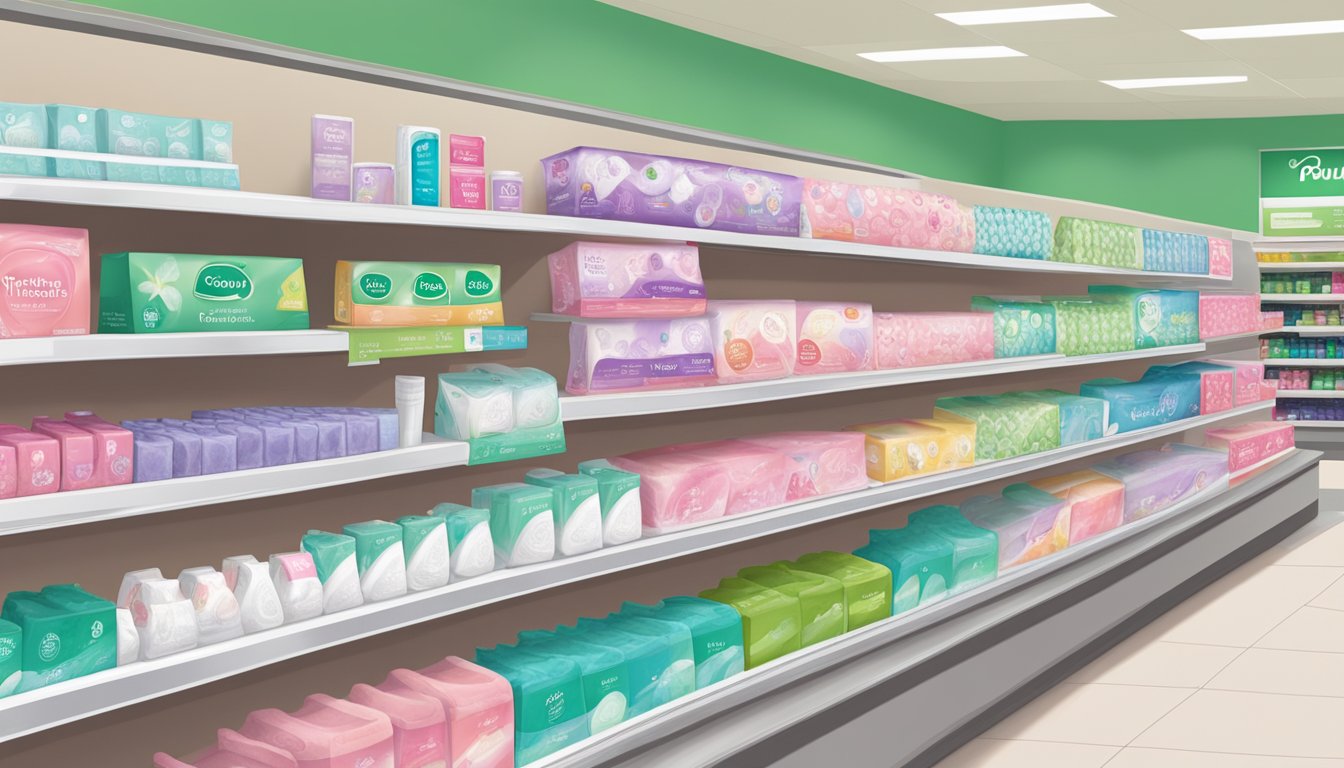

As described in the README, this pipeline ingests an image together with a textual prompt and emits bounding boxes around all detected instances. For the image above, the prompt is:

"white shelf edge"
[0,330,349,367]
[0,177,1235,282]
[1276,390,1344,399]
[1258,262,1344,272]
[1270,326,1344,336]
[533,449,1317,768]
[560,344,1209,422]
[0,401,1272,743]
[1264,359,1344,367]
[1284,421,1344,428]
[1203,329,1273,343]
[1261,294,1344,303]
[0,435,468,536]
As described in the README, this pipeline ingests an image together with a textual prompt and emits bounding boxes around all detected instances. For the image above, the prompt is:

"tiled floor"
[936,471,1344,767]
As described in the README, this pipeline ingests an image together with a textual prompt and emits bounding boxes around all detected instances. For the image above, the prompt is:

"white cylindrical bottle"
[396,375,425,448]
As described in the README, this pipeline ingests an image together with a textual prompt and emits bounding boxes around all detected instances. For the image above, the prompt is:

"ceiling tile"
[890,79,1139,105]
[1117,0,1344,27]
[1122,75,1299,102]
[1206,37,1344,79]
[1277,77,1344,98]
[805,44,1083,82]
[982,101,1178,120]
[1139,99,1331,119]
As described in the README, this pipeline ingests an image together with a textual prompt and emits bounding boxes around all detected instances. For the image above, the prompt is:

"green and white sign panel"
[1261,147,1344,237]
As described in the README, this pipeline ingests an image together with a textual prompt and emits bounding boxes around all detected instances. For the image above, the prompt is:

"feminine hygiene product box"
[0,224,90,338]
[198,119,239,190]
[794,301,874,375]
[972,206,1052,260]
[1087,286,1201,349]
[0,101,48,177]
[933,396,1061,461]
[1143,361,1235,414]
[706,300,796,383]
[1202,357,1267,405]
[241,694,394,768]
[621,440,789,519]
[1094,443,1228,522]
[46,104,103,180]
[699,578,800,669]
[1052,217,1142,269]
[566,317,717,394]
[334,260,502,326]
[969,297,1057,358]
[1204,421,1295,475]
[543,146,802,236]
[1002,390,1107,445]
[97,109,200,185]
[99,253,308,333]
[1028,470,1124,545]
[961,485,1070,568]
[735,431,868,501]
[905,505,999,594]
[547,241,706,317]
[873,312,994,369]
[1209,237,1234,278]
[619,597,744,689]
[789,551,893,631]
[856,526,954,613]
[802,179,975,252]
[1,584,116,693]
[845,418,976,483]
[1080,375,1201,434]
[474,645,588,764]
[609,449,731,534]
[1199,293,1261,339]
[1143,229,1210,274]
[1044,296,1136,356]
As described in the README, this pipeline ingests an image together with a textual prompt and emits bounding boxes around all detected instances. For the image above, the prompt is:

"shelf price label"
[334,325,528,365]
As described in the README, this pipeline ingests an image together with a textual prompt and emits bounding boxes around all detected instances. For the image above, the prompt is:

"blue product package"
[1080,375,1201,434]
[1087,286,1200,348]
[970,297,1057,358]
[972,206,1052,260]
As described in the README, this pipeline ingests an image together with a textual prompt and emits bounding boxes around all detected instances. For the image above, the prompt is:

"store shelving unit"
[1258,262,1344,272]
[1260,293,1344,303]
[1276,390,1344,399]
[1264,359,1344,367]
[0,414,1286,744]
[1269,326,1344,335]
[0,330,348,366]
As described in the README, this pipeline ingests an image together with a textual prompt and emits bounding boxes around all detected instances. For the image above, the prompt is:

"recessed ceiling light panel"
[1184,19,1344,40]
[858,46,1027,63]
[937,3,1113,26]
[1102,75,1248,90]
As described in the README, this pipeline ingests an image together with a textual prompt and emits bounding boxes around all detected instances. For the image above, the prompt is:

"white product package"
[131,578,199,660]
[177,567,244,645]
[229,556,285,634]
[268,552,323,623]
[115,607,139,666]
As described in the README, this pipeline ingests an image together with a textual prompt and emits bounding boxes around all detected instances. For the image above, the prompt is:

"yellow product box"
[334,260,503,326]
[846,417,976,483]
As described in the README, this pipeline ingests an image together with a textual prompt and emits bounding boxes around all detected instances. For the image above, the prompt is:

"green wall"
[74,0,1003,186]
[70,0,1344,231]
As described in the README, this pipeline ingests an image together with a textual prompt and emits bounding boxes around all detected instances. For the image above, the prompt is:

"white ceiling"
[599,0,1344,120]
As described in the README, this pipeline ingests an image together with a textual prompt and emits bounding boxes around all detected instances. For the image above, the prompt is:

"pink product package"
[1262,311,1285,330]
[735,432,868,501]
[1203,358,1266,405]
[610,450,731,534]
[63,411,134,486]
[707,300,796,383]
[29,419,98,491]
[1205,421,1295,474]
[449,134,484,167]
[0,224,91,339]
[241,694,393,768]
[795,302,874,375]
[618,440,790,526]
[153,728,298,768]
[802,179,975,252]
[1198,294,1261,339]
[449,167,487,210]
[0,443,14,499]
[547,241,707,317]
[382,658,514,768]
[1208,238,1233,278]
[873,312,994,369]
[348,683,447,768]
[0,426,59,496]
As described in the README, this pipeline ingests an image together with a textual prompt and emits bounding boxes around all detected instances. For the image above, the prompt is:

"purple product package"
[130,431,173,483]
[547,241,707,318]
[567,317,717,395]
[209,422,264,470]
[1093,443,1228,523]
[243,421,297,466]
[311,114,354,201]
[127,424,203,478]
[543,146,802,236]
[183,426,238,474]
[280,420,319,462]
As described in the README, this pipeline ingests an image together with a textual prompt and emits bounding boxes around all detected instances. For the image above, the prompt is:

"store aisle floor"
[937,471,1344,767]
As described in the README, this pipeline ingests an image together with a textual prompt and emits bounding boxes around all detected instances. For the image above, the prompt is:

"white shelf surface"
[0,401,1270,743]
[1203,329,1274,343]
[1259,262,1344,272]
[0,435,468,536]
[1272,326,1344,336]
[560,344,1207,422]
[1285,421,1344,428]
[1275,390,1344,399]
[1264,359,1344,367]
[0,330,348,366]
[0,177,1234,281]
[1261,294,1344,303]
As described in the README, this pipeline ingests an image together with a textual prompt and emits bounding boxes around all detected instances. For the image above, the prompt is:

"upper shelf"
[1261,294,1344,303]
[0,330,346,366]
[0,177,1234,282]
[1259,262,1344,272]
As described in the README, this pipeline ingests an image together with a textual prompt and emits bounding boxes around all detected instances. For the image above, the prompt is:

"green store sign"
[1261,147,1344,237]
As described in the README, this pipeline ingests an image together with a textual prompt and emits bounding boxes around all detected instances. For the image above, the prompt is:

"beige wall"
[0,19,1261,767]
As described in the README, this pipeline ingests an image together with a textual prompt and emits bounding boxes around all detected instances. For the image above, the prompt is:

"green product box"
[739,564,846,647]
[789,551,893,631]
[198,119,240,190]
[99,252,309,333]
[1,584,116,693]
[970,296,1057,358]
[1044,297,1136,356]
[1087,285,1201,349]
[0,618,19,698]
[934,395,1062,461]
[334,260,503,326]
[46,104,104,180]
[1052,216,1142,269]
[0,102,49,177]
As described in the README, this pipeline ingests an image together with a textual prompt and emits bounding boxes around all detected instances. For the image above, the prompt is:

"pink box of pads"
[802,179,975,252]
[30,419,98,491]
[1204,421,1294,474]
[1262,311,1284,330]
[735,432,868,501]
[1199,294,1261,339]
[548,241,706,317]
[874,312,994,369]
[1203,358,1265,405]
[610,450,731,534]
[0,224,90,339]
[449,167,487,209]
[706,300,796,383]
[448,134,484,167]
[623,440,789,518]
[0,443,14,499]
[0,426,59,496]
[1208,238,1233,278]
[795,302,874,375]
[64,411,134,486]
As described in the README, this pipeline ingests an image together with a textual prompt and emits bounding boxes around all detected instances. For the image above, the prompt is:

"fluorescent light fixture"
[1102,75,1248,90]
[858,46,1026,63]
[1185,19,1344,40]
[937,3,1112,26]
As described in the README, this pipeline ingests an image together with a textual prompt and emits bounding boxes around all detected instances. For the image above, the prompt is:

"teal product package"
[1003,390,1108,446]
[198,119,240,190]
[1087,286,1201,349]
[905,505,999,594]
[46,104,103,180]
[1080,375,1201,434]
[476,644,589,765]
[0,102,49,177]
[515,628,632,735]
[618,596,744,689]
[970,296,1057,358]
[972,206,1052,260]
[598,614,696,710]
[559,618,692,717]
[1,584,116,693]
[857,526,955,614]
[0,618,20,698]
[576,460,643,546]
[429,502,496,578]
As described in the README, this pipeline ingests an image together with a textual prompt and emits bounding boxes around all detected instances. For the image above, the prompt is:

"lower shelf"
[537,450,1320,768]
[1277,390,1344,399]
[0,401,1270,744]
